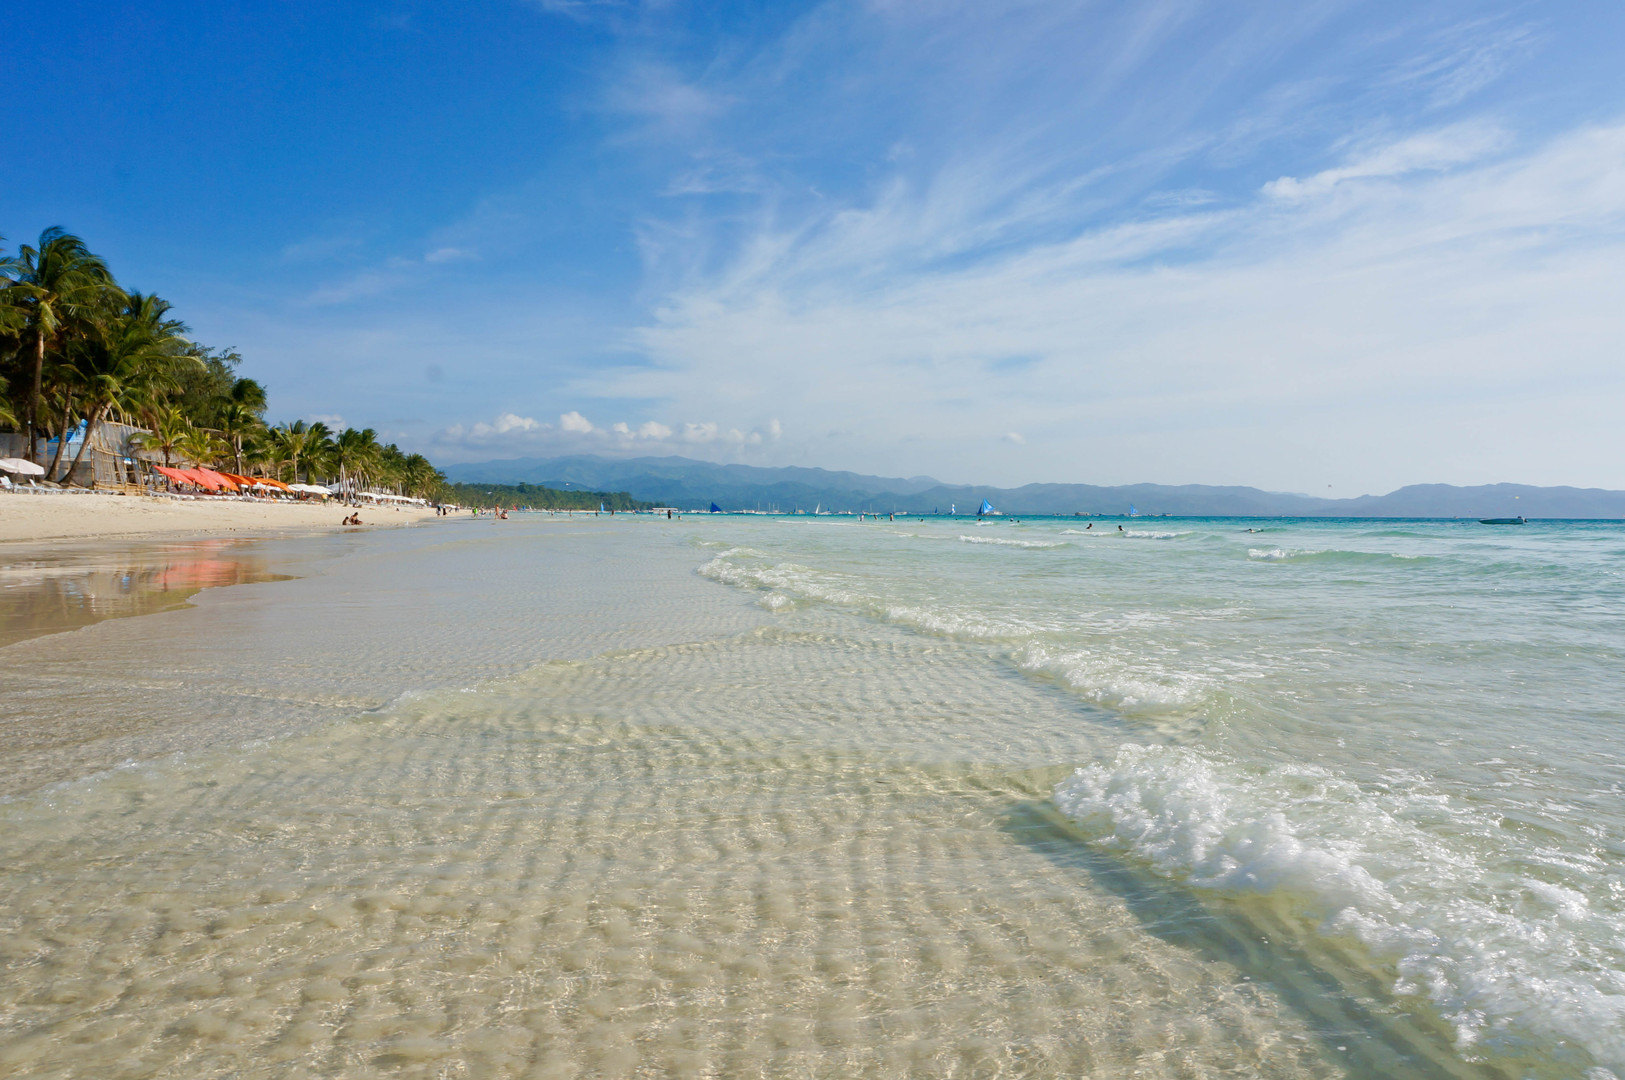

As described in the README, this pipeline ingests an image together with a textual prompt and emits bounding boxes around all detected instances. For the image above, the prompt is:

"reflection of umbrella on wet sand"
[0,457,46,477]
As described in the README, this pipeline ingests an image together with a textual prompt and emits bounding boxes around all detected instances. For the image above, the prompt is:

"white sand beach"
[0,491,438,543]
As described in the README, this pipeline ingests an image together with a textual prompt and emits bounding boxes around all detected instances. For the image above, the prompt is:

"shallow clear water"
[1,515,1621,1078]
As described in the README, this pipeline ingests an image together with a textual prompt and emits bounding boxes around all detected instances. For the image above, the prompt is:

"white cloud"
[601,121,1625,492]
[461,412,548,439]
[430,410,776,460]
[306,413,345,428]
[1262,123,1509,200]
[242,4,1624,494]
[1003,432,1025,445]
[681,421,718,443]
[605,62,732,142]
[306,246,480,305]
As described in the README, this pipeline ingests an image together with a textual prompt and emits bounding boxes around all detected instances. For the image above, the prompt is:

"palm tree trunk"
[26,334,46,463]
[45,407,73,482]
[65,406,105,487]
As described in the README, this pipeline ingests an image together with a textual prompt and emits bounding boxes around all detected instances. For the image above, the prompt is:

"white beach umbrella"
[0,457,46,477]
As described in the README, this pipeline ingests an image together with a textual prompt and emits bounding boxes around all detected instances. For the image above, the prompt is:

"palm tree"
[240,427,278,476]
[215,400,263,474]
[176,427,225,469]
[134,406,191,467]
[5,228,121,462]
[0,237,27,428]
[399,453,443,499]
[61,293,190,484]
[267,420,332,483]
[331,426,383,496]
[305,422,335,482]
[39,383,81,481]
[229,377,267,415]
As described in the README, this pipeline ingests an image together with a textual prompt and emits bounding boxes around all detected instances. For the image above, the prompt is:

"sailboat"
[709,502,722,513]
[949,503,956,515]
[977,499,999,518]
[1128,504,1139,517]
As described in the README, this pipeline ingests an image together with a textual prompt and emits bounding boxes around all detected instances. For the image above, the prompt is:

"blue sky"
[9,0,1625,494]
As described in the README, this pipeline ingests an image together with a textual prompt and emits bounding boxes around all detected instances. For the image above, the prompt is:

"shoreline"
[0,490,440,544]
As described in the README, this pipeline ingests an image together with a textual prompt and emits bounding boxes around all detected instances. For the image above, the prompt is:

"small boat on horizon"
[1478,516,1527,525]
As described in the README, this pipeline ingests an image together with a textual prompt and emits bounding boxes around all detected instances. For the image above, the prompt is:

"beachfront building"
[0,421,158,491]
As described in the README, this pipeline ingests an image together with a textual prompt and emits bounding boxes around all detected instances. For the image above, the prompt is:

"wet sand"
[0,540,293,649]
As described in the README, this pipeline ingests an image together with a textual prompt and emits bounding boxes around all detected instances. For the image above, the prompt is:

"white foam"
[958,535,1067,549]
[699,549,1032,640]
[1013,643,1209,716]
[1248,547,1310,560]
[1054,744,1625,1068]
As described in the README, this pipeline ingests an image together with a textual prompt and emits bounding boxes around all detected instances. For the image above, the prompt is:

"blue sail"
[978,499,995,516]
[709,502,722,513]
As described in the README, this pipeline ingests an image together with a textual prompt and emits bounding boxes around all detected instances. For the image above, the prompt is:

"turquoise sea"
[1,514,1621,1078]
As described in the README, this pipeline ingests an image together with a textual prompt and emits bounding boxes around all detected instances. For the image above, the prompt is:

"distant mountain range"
[442,454,1625,518]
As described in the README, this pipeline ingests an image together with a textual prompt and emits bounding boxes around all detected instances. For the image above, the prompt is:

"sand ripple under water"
[2,514,1622,1079]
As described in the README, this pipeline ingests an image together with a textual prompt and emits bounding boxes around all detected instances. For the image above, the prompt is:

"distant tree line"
[0,226,445,498]
[442,482,651,511]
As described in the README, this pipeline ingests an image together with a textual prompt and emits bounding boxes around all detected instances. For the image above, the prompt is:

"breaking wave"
[1248,547,1432,564]
[958,535,1068,549]
[698,548,1034,640]
[1013,643,1211,718]
[1053,744,1625,1071]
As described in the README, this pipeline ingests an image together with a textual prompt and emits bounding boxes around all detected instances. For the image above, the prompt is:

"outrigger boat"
[1478,516,1526,525]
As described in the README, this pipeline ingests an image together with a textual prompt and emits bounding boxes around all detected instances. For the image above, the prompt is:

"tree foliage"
[440,482,650,511]
[1,227,456,493]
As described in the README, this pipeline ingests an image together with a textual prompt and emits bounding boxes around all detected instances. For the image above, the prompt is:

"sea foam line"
[1053,744,1625,1070]
[958,535,1067,549]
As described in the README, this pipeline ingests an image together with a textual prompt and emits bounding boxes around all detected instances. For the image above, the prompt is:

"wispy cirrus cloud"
[606,118,1625,491]
[202,0,1625,493]
[1261,122,1509,199]
[307,246,479,305]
